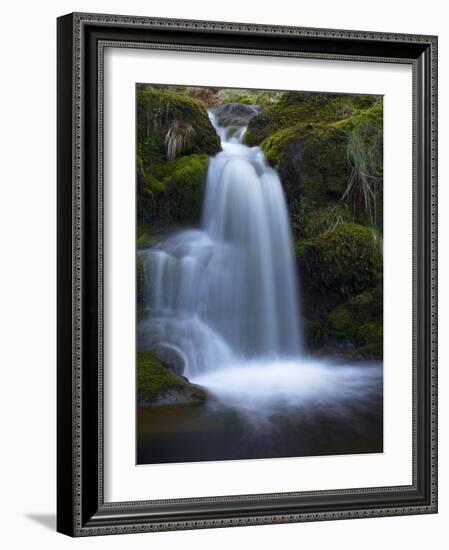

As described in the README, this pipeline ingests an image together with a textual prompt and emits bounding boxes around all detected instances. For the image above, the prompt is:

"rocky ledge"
[137,349,207,407]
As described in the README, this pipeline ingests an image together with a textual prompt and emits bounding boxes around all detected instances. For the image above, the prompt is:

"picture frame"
[57,12,438,536]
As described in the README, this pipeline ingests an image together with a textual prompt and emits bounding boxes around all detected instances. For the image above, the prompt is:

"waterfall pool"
[137,358,382,464]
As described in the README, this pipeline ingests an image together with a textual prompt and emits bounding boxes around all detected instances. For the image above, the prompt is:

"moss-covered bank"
[137,350,207,407]
[137,85,220,231]
[297,224,382,358]
[250,100,383,239]
[242,90,383,358]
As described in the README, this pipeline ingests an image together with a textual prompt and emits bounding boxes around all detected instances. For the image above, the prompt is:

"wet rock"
[151,344,186,376]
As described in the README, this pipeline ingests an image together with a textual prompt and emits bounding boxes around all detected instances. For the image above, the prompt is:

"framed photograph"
[57,12,438,536]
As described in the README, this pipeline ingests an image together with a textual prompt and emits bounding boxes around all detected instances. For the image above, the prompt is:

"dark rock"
[151,344,186,376]
[210,102,261,129]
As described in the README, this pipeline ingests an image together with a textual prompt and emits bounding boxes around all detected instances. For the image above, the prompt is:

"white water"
[193,360,382,419]
[138,102,382,411]
[139,103,301,378]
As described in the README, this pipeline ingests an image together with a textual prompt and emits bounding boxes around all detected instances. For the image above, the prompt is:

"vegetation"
[137,350,207,406]
[138,153,209,229]
[297,224,382,357]
[137,85,220,168]
[343,103,383,231]
[244,92,379,146]
[137,85,219,230]
[324,285,383,358]
[297,224,381,300]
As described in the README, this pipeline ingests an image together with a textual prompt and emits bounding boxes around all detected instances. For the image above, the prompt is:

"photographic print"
[136,84,383,465]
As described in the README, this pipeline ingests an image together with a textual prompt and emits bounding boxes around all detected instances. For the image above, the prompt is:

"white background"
[0,1,446,548]
[105,49,412,501]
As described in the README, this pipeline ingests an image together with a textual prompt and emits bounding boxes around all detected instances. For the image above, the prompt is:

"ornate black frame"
[57,12,438,537]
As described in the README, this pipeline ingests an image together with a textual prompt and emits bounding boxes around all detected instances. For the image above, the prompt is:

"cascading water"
[138,103,303,378]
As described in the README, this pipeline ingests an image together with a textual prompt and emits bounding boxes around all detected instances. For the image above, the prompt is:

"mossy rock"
[219,89,280,107]
[211,102,261,129]
[322,285,383,358]
[244,95,383,239]
[162,154,209,225]
[294,201,353,239]
[258,123,350,234]
[351,342,383,360]
[137,224,154,249]
[137,350,207,407]
[138,154,209,227]
[297,223,382,302]
[331,101,383,133]
[137,85,220,170]
[245,91,381,146]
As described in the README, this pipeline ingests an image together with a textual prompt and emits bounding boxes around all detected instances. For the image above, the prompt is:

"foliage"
[245,92,380,146]
[324,286,383,358]
[298,203,352,239]
[297,223,382,300]
[262,123,349,214]
[138,154,209,228]
[342,102,383,230]
[164,121,194,160]
[297,223,383,356]
[137,85,220,170]
[245,93,383,244]
[136,224,154,249]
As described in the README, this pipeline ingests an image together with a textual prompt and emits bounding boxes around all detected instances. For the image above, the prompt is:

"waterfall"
[138,102,302,378]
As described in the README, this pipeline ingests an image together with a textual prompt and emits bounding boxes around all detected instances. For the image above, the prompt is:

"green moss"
[245,92,381,146]
[349,285,383,319]
[243,95,383,240]
[298,223,383,358]
[298,223,382,300]
[331,101,383,132]
[157,154,209,225]
[321,286,383,358]
[261,123,345,200]
[137,350,207,405]
[219,90,279,107]
[137,232,154,248]
[358,322,383,346]
[343,103,383,230]
[221,95,254,105]
[326,304,355,341]
[138,154,209,227]
[351,342,383,359]
[258,123,350,234]
[296,203,352,239]
[137,85,220,170]
[137,225,154,248]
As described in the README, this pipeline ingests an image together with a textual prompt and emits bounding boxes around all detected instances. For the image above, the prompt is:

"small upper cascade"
[207,102,261,144]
